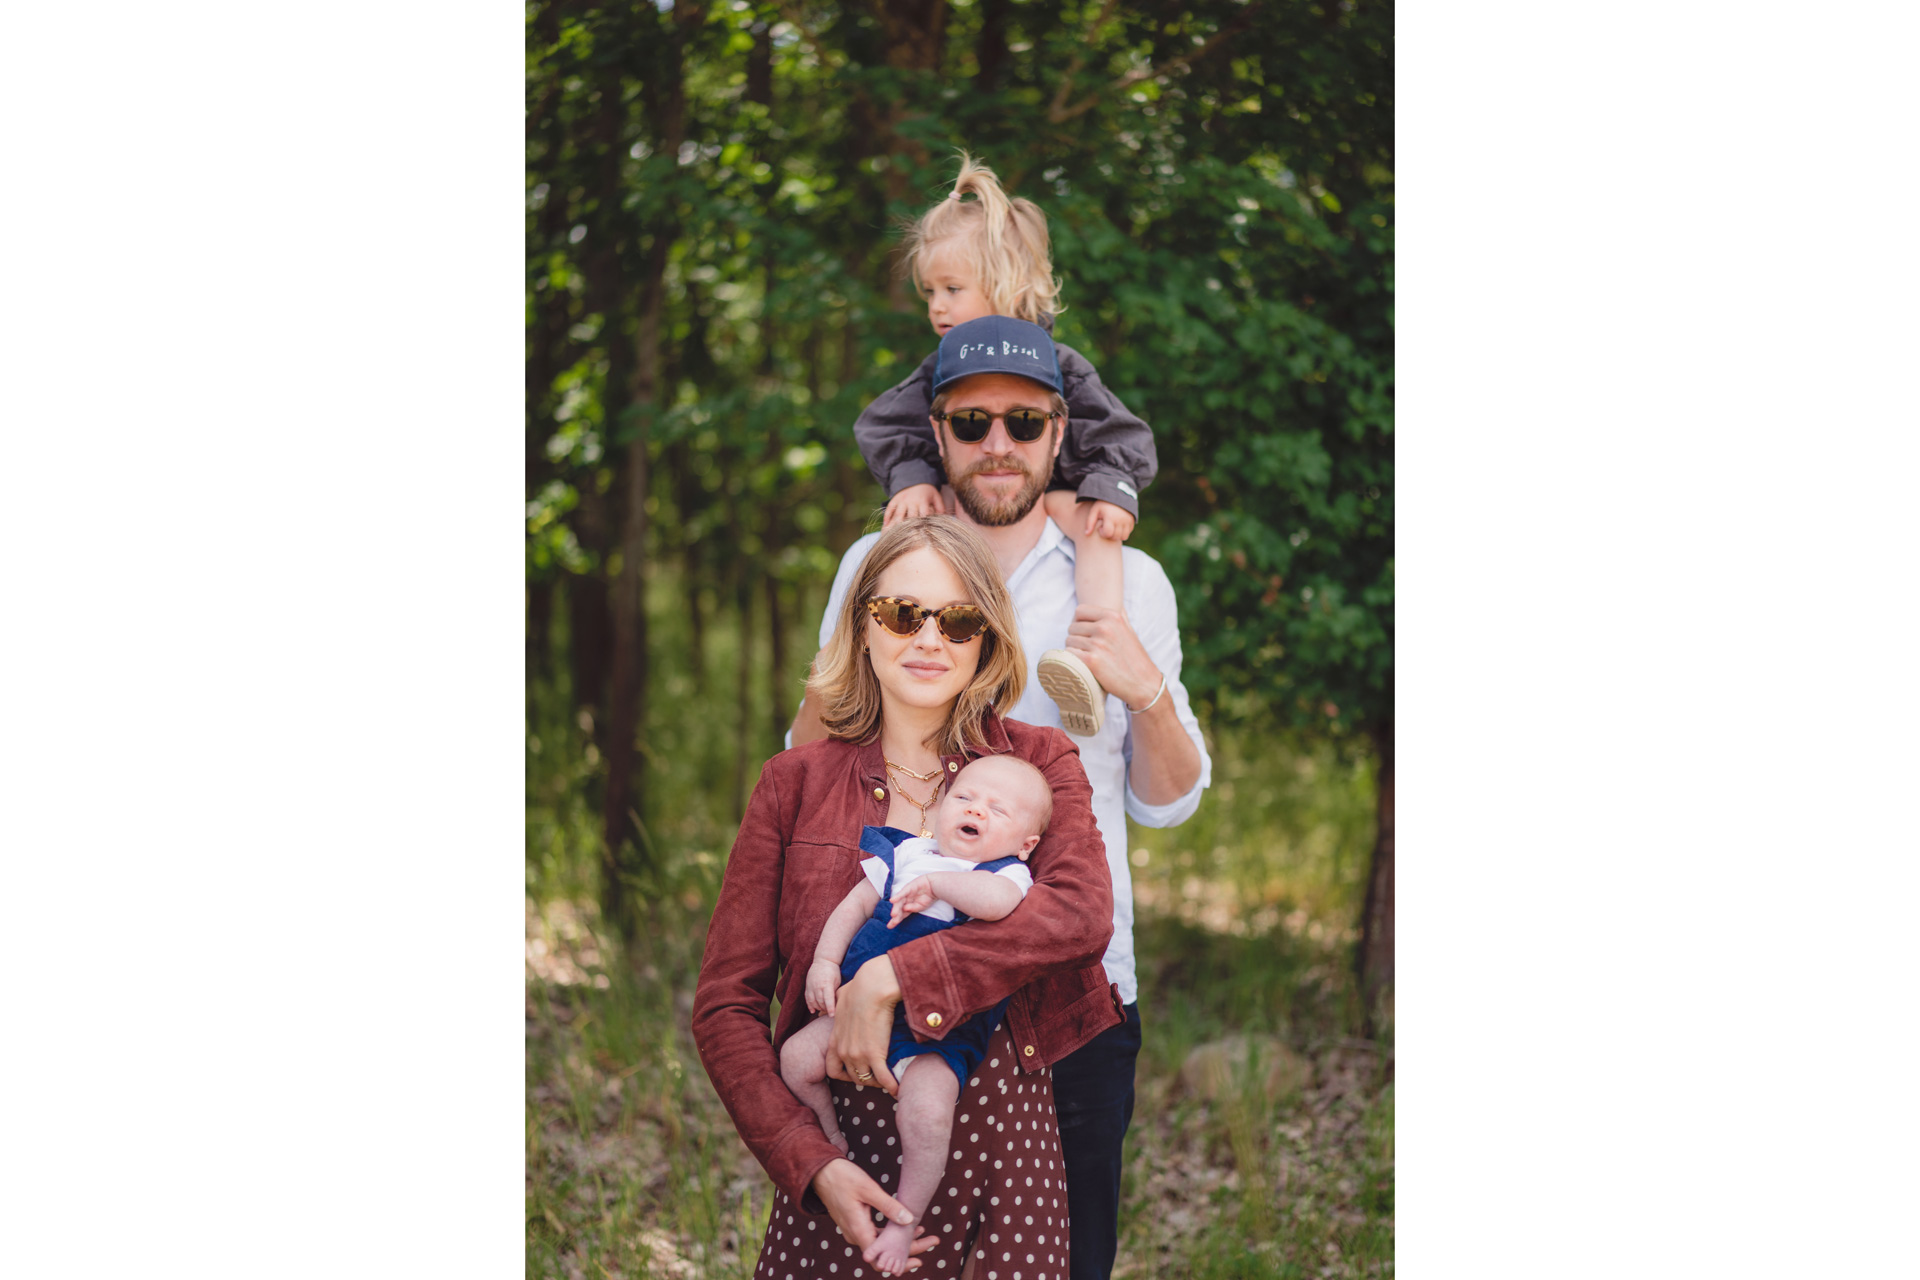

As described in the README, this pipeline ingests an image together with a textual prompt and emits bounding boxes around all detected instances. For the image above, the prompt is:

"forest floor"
[525,901,1392,1280]
[527,719,1393,1280]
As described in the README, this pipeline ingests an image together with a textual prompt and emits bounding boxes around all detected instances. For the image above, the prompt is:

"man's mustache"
[955,456,1033,482]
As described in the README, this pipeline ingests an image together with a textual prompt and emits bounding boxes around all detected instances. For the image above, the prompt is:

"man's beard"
[947,451,1054,527]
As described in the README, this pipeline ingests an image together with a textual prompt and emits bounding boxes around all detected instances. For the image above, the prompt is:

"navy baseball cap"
[930,315,1063,397]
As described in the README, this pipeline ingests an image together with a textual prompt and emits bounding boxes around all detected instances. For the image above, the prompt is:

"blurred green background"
[527,0,1393,1274]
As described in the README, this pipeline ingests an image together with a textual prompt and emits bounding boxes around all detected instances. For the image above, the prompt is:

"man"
[790,314,1211,1280]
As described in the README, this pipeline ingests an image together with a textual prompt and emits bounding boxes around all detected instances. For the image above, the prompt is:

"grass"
[527,571,1393,1278]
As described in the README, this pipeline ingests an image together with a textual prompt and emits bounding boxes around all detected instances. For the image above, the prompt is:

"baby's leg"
[778,1016,849,1153]
[862,1059,962,1276]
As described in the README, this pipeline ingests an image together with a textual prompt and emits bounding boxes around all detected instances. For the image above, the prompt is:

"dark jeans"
[1052,1001,1141,1280]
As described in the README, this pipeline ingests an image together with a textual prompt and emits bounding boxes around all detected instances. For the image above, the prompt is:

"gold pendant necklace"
[883,763,943,839]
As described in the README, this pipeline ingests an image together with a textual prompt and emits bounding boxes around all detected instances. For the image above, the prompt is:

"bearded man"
[790,315,1211,1280]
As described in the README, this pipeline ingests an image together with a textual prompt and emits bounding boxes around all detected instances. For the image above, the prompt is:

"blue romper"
[840,825,1026,1084]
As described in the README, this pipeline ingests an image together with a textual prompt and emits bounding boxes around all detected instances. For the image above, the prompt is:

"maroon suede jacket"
[691,709,1123,1209]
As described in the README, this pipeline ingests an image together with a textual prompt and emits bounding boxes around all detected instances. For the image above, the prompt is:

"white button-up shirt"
[808,518,1212,1004]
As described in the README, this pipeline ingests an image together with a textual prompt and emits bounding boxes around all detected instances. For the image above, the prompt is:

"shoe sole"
[1037,652,1106,737]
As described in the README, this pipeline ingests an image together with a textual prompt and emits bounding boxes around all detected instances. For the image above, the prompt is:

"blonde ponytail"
[901,153,1063,325]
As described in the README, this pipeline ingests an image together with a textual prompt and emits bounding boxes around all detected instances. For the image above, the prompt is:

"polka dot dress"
[753,1025,1069,1280]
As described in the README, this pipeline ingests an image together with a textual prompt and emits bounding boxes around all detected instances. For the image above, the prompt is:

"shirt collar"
[1006,517,1072,596]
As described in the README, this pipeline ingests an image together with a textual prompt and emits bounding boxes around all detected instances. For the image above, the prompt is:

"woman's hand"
[810,1157,939,1263]
[806,960,843,1016]
[826,956,902,1096]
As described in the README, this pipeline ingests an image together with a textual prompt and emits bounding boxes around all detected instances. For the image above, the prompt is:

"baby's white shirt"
[859,835,1034,923]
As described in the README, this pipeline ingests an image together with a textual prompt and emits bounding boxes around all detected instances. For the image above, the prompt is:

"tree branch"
[1047,4,1259,124]
[1045,0,1121,123]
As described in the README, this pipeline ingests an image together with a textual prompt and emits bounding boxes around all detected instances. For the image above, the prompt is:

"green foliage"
[526,1,1395,836]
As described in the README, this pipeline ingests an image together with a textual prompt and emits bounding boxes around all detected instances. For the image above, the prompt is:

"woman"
[693,517,1123,1278]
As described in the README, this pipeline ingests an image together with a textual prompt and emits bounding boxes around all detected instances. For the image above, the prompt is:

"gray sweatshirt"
[852,338,1159,519]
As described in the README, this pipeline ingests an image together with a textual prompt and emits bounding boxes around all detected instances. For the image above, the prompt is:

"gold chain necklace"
[883,763,944,838]
[884,755,943,782]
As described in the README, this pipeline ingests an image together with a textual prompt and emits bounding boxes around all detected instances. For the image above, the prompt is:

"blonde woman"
[694,517,1121,1278]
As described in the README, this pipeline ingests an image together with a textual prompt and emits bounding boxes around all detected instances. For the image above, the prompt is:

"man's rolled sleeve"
[1120,555,1212,827]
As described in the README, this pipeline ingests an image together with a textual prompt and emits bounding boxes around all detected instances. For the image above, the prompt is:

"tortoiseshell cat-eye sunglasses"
[863,596,991,644]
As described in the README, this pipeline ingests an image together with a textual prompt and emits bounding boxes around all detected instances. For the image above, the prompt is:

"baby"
[779,754,1054,1277]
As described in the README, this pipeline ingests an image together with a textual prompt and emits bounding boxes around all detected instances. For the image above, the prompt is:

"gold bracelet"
[1128,673,1168,715]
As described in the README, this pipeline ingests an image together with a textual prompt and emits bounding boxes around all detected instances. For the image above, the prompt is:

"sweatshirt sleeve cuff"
[888,934,960,1043]
[1074,471,1141,518]
[887,459,945,499]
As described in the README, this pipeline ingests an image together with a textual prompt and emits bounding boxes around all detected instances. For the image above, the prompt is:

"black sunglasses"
[864,596,991,643]
[934,406,1059,444]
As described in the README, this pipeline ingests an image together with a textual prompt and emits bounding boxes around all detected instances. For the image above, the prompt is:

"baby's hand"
[884,484,945,526]
[887,875,940,928]
[805,959,842,1015]
[1084,498,1135,543]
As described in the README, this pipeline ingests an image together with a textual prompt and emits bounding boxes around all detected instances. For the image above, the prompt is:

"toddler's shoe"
[1037,649,1107,737]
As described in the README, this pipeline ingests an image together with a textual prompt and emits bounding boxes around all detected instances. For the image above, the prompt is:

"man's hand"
[887,875,940,928]
[810,1158,939,1264]
[1064,604,1161,710]
[1082,498,1136,543]
[884,484,945,526]
[826,957,902,1096]
[806,959,843,1016]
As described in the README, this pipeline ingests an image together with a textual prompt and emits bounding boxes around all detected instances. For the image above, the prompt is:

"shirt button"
[874,788,886,800]
[947,761,958,772]
[925,1012,943,1029]
[1023,1045,1035,1057]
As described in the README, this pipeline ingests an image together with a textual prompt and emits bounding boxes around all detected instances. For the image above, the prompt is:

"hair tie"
[948,190,963,201]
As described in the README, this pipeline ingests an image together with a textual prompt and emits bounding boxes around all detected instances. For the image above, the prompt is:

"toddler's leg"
[1036,493,1122,736]
[778,1017,849,1153]
[862,1060,962,1277]
[1043,490,1126,614]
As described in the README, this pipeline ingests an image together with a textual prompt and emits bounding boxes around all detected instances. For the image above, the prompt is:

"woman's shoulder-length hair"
[807,516,1026,755]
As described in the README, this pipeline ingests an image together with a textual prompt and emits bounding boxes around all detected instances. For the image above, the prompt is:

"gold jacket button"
[874,787,886,800]
[925,1012,943,1029]
[947,761,958,772]
[1023,1044,1035,1057]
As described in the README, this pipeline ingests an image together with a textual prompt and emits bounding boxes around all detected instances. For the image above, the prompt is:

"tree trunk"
[597,3,700,938]
[1358,721,1394,1032]
[732,566,756,822]
[765,569,788,750]
[973,0,1011,91]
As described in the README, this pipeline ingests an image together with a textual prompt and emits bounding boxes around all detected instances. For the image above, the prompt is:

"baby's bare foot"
[862,1222,915,1276]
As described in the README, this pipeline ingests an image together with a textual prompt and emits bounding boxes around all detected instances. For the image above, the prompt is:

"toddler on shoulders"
[852,154,1158,738]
